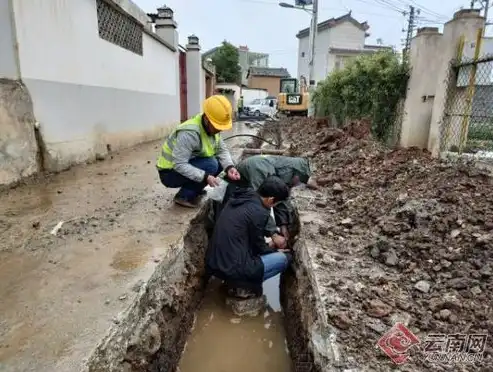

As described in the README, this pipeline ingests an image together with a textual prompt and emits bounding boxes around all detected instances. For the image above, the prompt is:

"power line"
[407,0,447,20]
[375,0,448,20]
[352,0,405,14]
[237,0,408,17]
[372,0,406,13]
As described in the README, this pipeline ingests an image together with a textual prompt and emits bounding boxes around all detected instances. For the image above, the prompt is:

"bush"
[468,122,493,141]
[313,51,409,142]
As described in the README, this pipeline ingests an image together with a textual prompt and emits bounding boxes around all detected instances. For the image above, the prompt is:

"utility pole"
[483,0,489,35]
[307,0,318,117]
[472,0,490,30]
[403,6,416,62]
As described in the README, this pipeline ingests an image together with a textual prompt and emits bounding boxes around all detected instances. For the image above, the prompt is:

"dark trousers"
[158,157,222,201]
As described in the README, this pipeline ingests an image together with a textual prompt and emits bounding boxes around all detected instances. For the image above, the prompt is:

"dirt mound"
[282,118,493,371]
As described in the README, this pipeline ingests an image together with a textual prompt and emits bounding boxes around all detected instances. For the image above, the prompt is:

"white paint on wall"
[0,0,19,78]
[186,49,203,117]
[200,67,207,104]
[328,22,365,50]
[297,21,368,83]
[7,0,181,172]
[401,31,443,148]
[13,0,176,95]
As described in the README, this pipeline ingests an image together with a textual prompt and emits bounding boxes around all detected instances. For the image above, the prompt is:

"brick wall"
[247,76,281,96]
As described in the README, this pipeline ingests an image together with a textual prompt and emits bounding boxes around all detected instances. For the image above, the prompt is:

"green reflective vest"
[156,114,220,170]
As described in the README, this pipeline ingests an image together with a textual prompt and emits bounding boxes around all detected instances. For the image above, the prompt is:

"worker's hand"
[271,233,287,250]
[227,167,241,181]
[206,175,220,187]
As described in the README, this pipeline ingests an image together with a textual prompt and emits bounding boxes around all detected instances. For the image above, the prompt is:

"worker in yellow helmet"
[157,95,241,208]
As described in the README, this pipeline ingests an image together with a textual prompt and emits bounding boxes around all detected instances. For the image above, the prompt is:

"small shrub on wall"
[313,51,409,143]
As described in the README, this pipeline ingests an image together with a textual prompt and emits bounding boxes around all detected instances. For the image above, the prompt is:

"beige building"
[246,67,290,96]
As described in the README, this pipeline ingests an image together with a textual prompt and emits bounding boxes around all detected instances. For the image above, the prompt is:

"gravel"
[282,117,493,371]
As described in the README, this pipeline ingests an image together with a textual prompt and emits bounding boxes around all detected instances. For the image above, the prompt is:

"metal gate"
[441,30,493,155]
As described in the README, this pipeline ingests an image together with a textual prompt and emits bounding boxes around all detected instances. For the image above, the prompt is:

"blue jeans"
[261,252,291,281]
[159,157,222,201]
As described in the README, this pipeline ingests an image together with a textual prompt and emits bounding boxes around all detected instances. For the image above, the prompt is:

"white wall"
[241,88,268,104]
[11,0,180,171]
[328,22,366,49]
[297,28,330,83]
[0,0,19,79]
[401,30,443,149]
[297,21,366,83]
[216,83,241,111]
[13,0,176,95]
[200,67,207,104]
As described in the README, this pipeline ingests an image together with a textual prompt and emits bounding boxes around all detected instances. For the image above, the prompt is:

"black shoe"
[173,195,198,208]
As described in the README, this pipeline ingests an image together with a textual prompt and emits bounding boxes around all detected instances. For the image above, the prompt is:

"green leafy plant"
[313,51,409,142]
[211,41,242,84]
[468,122,493,141]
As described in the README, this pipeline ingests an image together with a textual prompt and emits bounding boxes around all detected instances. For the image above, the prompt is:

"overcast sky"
[135,0,483,75]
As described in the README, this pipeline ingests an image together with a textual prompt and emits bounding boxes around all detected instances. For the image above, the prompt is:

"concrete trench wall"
[0,78,39,186]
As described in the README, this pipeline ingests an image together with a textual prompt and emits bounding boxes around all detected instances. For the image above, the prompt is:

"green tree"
[211,41,241,84]
[313,51,409,142]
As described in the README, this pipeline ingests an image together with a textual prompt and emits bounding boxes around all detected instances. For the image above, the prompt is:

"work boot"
[229,288,258,299]
[173,194,198,208]
[228,295,267,317]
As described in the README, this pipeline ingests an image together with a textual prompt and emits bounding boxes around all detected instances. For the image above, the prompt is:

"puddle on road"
[110,243,148,272]
[178,276,293,372]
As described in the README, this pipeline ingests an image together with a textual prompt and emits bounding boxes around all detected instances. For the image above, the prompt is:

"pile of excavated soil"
[284,118,493,371]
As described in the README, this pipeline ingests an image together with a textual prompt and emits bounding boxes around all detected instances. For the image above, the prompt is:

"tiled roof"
[296,12,369,39]
[329,45,393,54]
[247,67,290,78]
[364,44,392,50]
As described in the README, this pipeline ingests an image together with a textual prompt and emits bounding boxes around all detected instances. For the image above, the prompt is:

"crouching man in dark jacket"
[205,176,292,297]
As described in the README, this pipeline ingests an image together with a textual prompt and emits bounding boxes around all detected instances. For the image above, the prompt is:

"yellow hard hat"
[203,95,233,131]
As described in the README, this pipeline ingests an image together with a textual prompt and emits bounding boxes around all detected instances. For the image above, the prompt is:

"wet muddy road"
[0,122,264,372]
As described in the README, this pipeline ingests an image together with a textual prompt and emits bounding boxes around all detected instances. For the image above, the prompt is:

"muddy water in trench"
[178,276,293,372]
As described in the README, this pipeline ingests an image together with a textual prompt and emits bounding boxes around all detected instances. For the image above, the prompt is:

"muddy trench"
[86,192,323,372]
[86,123,326,372]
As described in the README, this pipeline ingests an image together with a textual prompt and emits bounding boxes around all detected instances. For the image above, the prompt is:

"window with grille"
[96,0,143,55]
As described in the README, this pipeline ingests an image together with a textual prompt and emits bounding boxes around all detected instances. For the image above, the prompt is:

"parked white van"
[244,97,277,117]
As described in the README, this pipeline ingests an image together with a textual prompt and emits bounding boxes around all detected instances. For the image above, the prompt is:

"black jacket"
[205,188,276,290]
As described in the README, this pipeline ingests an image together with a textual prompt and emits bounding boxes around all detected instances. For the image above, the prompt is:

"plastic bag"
[205,178,229,202]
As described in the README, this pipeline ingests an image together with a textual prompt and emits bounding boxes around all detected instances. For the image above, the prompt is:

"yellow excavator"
[276,77,309,116]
